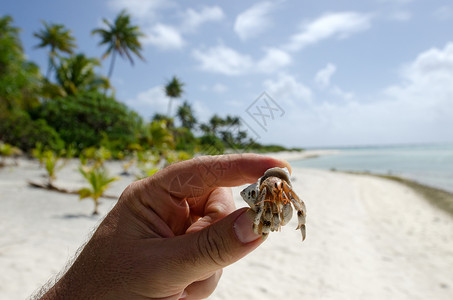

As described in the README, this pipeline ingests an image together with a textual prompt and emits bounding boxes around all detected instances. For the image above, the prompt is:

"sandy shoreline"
[1,154,452,299]
[262,149,340,162]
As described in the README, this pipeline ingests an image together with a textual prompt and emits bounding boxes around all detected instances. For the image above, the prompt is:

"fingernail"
[233,210,261,244]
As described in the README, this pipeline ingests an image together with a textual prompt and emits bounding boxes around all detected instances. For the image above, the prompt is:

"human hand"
[40,154,290,300]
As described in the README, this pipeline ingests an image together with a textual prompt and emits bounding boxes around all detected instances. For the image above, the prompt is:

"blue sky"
[2,0,453,148]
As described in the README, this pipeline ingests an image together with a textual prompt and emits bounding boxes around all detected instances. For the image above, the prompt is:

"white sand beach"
[1,153,453,299]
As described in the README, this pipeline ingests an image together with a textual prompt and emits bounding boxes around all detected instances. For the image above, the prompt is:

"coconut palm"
[55,53,109,95]
[165,76,184,117]
[151,113,174,129]
[209,114,224,136]
[78,166,118,215]
[199,123,212,135]
[176,101,197,129]
[0,142,21,167]
[33,21,76,79]
[91,9,145,79]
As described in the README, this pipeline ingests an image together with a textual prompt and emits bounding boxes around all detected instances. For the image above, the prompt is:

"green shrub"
[78,165,118,215]
[0,110,64,152]
[35,91,145,152]
[198,134,225,155]
[174,127,197,153]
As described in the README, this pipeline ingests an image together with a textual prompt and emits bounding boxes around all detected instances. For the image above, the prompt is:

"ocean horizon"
[293,143,453,193]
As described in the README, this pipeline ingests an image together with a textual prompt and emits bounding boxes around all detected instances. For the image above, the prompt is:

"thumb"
[167,208,264,282]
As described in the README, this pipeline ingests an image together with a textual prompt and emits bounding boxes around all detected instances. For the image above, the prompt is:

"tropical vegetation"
[0,12,301,213]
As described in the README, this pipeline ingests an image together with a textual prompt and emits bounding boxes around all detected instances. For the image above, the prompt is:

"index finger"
[152,153,290,198]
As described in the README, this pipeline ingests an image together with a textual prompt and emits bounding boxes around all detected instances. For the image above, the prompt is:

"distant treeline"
[0,13,301,161]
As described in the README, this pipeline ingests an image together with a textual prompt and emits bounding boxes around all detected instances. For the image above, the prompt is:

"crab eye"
[274,182,278,189]
[251,190,256,198]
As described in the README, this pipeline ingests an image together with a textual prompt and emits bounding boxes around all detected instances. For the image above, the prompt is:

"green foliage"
[79,146,112,167]
[78,165,118,215]
[0,141,21,166]
[136,149,159,165]
[42,150,66,186]
[0,16,41,113]
[32,142,46,166]
[0,142,21,157]
[55,53,109,95]
[199,134,225,155]
[165,76,184,116]
[36,91,145,152]
[148,120,174,151]
[136,164,159,180]
[176,101,197,129]
[0,110,64,152]
[91,9,144,79]
[165,150,192,165]
[33,20,76,79]
[174,127,197,153]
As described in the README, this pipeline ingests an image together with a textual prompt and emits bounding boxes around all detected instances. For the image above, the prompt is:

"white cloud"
[192,45,253,75]
[192,100,213,123]
[285,12,372,52]
[193,45,291,75]
[389,11,412,22]
[331,86,354,100]
[257,48,292,73]
[433,6,453,21]
[181,6,224,32]
[263,73,312,106]
[126,85,214,123]
[212,83,228,93]
[384,43,453,119]
[314,63,354,100]
[234,2,276,41]
[143,23,185,50]
[269,43,453,146]
[378,0,413,4]
[398,43,453,83]
[125,85,168,117]
[108,0,171,20]
[315,63,337,88]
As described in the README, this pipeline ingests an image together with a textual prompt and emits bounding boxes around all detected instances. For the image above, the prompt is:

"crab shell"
[240,167,291,207]
[240,167,306,240]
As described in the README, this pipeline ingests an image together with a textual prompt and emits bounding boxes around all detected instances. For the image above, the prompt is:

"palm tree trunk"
[46,56,53,80]
[107,51,117,79]
[167,97,173,117]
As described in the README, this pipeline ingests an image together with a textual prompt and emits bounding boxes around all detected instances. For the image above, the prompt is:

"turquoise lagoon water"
[292,144,453,193]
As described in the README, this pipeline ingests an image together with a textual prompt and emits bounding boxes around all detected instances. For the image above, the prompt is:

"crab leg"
[282,183,306,241]
[252,187,266,234]
[261,200,272,234]
[270,200,280,232]
[280,190,293,226]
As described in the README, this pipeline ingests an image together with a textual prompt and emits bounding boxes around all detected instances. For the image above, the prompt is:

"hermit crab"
[240,167,306,240]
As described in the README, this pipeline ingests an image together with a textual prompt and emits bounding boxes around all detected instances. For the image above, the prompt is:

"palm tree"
[176,101,197,129]
[33,21,76,79]
[165,76,184,117]
[151,113,174,129]
[78,166,118,215]
[91,9,145,79]
[55,54,109,95]
[209,114,224,136]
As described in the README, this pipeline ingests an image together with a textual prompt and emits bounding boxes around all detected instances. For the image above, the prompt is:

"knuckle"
[197,226,232,267]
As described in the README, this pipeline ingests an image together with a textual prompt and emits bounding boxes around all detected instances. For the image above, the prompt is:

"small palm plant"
[32,142,46,167]
[0,142,21,167]
[79,146,111,168]
[78,166,118,215]
[43,150,66,187]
